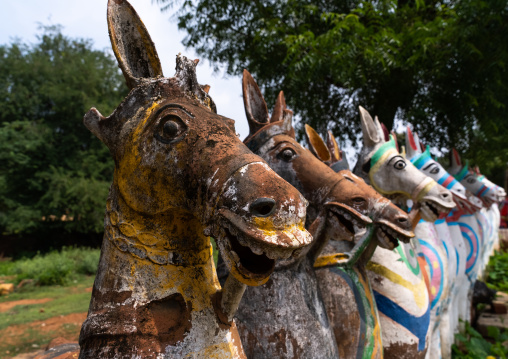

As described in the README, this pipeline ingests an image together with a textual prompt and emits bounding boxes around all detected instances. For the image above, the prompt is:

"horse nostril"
[249,198,276,217]
[441,192,450,199]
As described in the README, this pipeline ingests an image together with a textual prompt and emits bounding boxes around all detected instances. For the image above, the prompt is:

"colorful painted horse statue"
[305,127,414,359]
[473,166,504,262]
[447,149,500,326]
[353,107,455,359]
[225,71,413,359]
[405,127,472,359]
[37,1,314,358]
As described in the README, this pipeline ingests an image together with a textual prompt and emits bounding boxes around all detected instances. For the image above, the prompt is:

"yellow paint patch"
[355,268,383,358]
[314,253,350,268]
[367,262,428,309]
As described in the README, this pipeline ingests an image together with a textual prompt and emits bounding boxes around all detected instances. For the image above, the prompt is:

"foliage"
[157,0,508,175]
[452,321,508,358]
[486,250,508,292]
[1,247,100,286]
[0,25,128,235]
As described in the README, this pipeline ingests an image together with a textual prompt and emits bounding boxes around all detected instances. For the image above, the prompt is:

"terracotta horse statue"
[353,107,455,358]
[224,71,413,359]
[36,1,313,358]
[405,128,473,359]
[305,127,414,359]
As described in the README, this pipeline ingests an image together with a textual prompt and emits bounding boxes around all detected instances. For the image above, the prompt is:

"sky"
[0,0,250,138]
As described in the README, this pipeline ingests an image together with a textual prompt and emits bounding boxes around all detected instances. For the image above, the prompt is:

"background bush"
[1,247,100,286]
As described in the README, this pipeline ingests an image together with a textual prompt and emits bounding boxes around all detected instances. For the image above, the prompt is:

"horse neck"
[79,183,238,357]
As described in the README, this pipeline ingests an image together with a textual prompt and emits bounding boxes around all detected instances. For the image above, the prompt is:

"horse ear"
[450,148,462,172]
[326,130,341,162]
[359,106,381,150]
[305,125,331,162]
[107,0,163,89]
[391,131,400,152]
[242,69,269,136]
[84,107,118,151]
[380,121,390,142]
[405,126,421,160]
[270,91,287,123]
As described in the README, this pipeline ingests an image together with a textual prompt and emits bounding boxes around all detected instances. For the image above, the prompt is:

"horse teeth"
[264,249,279,260]
[249,244,263,255]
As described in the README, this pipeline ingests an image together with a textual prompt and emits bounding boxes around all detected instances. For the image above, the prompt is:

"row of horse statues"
[35,1,505,358]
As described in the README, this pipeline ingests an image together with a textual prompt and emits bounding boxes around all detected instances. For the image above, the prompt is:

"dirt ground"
[0,284,93,359]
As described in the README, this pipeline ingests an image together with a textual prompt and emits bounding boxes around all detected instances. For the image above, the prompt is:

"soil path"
[1,312,87,347]
[0,299,53,313]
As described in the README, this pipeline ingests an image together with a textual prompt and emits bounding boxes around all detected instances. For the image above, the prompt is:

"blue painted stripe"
[455,248,459,275]
[373,291,430,351]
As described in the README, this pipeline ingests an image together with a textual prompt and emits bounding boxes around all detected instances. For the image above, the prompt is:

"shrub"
[453,321,508,358]
[10,247,100,286]
[486,250,508,292]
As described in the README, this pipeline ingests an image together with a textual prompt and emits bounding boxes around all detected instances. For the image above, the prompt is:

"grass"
[0,247,98,358]
[0,275,94,330]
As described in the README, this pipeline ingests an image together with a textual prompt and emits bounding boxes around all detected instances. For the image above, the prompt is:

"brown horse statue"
[305,126,414,359]
[218,70,413,359]
[34,1,312,358]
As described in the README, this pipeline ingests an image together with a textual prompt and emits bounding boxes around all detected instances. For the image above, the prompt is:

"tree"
[157,0,508,178]
[0,26,128,235]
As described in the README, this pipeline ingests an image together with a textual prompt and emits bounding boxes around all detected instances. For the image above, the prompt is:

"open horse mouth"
[420,197,455,222]
[215,208,311,286]
[452,193,478,214]
[325,202,372,241]
[375,219,414,250]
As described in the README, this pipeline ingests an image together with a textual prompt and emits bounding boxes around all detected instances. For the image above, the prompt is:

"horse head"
[353,107,455,222]
[449,149,498,207]
[405,126,476,214]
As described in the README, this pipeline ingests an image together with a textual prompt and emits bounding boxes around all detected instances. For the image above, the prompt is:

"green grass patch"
[0,275,94,330]
[0,247,100,286]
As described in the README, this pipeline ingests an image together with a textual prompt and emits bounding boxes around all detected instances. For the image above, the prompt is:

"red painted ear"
[407,126,418,151]
[380,122,390,142]
[270,91,287,123]
[391,131,399,152]
[452,148,462,167]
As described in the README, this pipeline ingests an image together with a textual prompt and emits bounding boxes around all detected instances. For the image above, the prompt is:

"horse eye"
[278,148,297,162]
[430,166,439,174]
[155,115,188,144]
[393,160,406,170]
